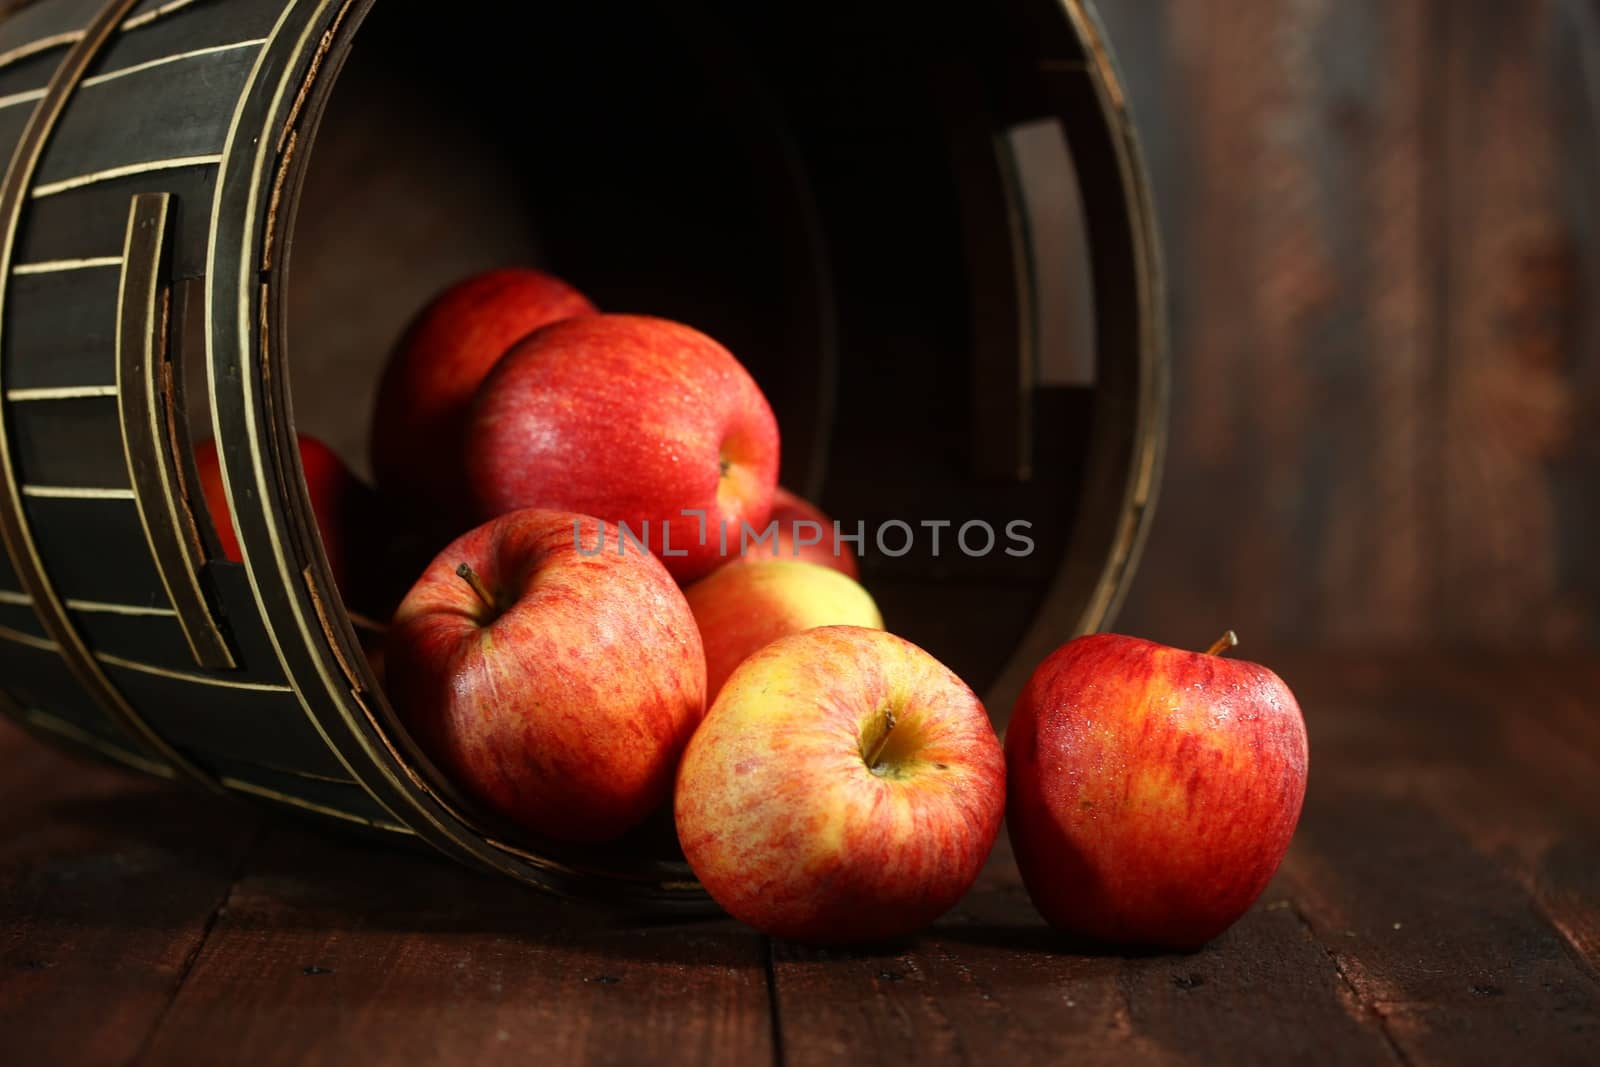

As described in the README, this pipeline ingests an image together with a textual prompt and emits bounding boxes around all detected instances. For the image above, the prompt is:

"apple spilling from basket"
[200,268,1309,949]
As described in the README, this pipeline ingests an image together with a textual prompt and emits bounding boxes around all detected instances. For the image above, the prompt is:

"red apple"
[463,314,779,582]
[736,486,859,578]
[1005,632,1308,949]
[675,625,1006,942]
[387,509,705,842]
[684,559,883,703]
[370,267,596,516]
[194,434,366,593]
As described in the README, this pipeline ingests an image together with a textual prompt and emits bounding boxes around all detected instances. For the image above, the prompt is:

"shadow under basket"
[0,0,1165,912]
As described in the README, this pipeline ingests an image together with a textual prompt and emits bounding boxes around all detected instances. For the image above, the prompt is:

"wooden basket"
[0,0,1166,910]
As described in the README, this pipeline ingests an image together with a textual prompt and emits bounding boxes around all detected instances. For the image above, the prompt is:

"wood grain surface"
[1107,0,1600,649]
[2,652,1597,1065]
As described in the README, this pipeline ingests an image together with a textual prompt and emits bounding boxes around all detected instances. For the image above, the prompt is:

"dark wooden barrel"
[0,0,1165,910]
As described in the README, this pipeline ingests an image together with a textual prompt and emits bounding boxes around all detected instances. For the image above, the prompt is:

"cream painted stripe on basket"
[0,87,46,112]
[219,777,415,833]
[64,597,176,617]
[6,385,118,401]
[0,622,58,652]
[95,650,293,692]
[20,485,137,500]
[2,588,175,616]
[0,37,259,112]
[121,0,208,33]
[1,626,290,687]
[223,757,359,787]
[78,39,270,91]
[0,0,211,71]
[12,256,123,275]
[20,707,177,779]
[0,32,79,72]
[31,155,224,199]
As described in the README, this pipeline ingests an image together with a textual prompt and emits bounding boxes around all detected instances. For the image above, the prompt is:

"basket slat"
[105,660,344,774]
[207,563,296,680]
[70,567,302,709]
[0,99,28,152]
[72,606,197,672]
[2,637,116,738]
[21,496,166,603]
[18,161,216,273]
[0,46,57,98]
[208,756,408,832]
[0,591,47,637]
[96,0,278,76]
[35,41,255,188]
[10,392,126,486]
[4,267,118,388]
[0,0,100,60]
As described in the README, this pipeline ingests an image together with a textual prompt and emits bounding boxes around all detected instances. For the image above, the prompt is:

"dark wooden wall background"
[1102,0,1600,650]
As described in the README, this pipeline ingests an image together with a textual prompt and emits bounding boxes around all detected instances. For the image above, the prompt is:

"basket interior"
[273,0,1103,870]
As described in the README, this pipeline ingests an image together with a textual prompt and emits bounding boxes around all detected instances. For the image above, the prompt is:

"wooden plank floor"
[2,653,1597,1065]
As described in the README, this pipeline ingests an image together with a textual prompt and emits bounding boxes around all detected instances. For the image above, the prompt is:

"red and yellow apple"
[684,560,882,702]
[369,267,595,516]
[737,486,860,578]
[386,509,705,842]
[675,625,1006,942]
[463,314,779,582]
[1005,632,1308,949]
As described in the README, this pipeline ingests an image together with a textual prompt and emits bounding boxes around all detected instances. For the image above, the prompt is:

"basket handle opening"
[115,192,240,672]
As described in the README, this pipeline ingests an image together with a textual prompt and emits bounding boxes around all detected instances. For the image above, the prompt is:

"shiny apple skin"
[387,509,706,843]
[1006,633,1309,949]
[463,314,779,582]
[676,625,1005,943]
[370,267,596,517]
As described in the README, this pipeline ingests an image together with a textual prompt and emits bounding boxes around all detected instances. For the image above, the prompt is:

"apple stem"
[456,562,497,611]
[1204,630,1240,657]
[864,708,898,770]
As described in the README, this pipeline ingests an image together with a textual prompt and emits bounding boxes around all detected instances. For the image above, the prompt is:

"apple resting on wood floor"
[675,625,1008,943]
[1006,631,1309,949]
[345,265,1309,946]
